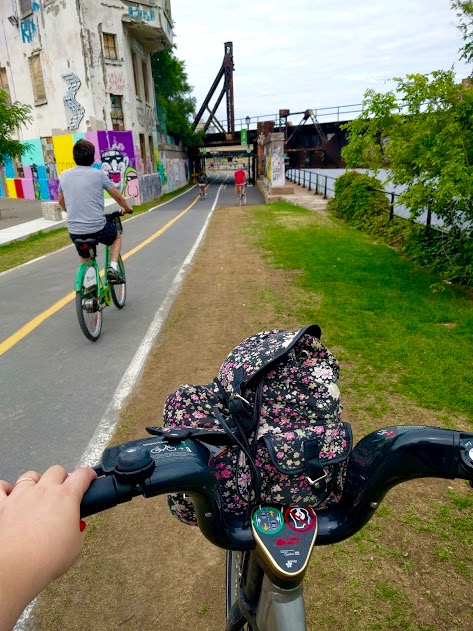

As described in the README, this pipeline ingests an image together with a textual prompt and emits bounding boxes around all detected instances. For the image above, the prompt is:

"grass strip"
[251,202,473,424]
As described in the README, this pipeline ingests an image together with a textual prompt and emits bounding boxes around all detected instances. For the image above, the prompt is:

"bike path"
[0,173,265,481]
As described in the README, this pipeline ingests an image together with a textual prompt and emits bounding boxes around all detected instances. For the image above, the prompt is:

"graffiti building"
[0,0,188,202]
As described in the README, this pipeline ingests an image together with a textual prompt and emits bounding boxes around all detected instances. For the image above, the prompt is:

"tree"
[151,48,202,148]
[452,0,473,66]
[0,91,32,165]
[341,1,473,230]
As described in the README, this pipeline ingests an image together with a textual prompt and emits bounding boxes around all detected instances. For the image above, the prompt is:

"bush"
[327,171,473,289]
[328,171,390,224]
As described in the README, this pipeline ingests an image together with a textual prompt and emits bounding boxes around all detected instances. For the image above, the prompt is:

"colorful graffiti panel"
[2,131,152,203]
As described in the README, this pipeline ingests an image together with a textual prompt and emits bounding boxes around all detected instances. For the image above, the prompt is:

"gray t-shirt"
[59,166,115,234]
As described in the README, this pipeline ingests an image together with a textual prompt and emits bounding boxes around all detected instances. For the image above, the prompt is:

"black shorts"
[70,221,118,256]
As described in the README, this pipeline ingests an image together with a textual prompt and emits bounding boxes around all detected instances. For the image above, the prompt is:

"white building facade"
[0,0,181,200]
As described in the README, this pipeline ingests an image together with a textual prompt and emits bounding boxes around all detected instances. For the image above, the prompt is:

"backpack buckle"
[306,469,328,487]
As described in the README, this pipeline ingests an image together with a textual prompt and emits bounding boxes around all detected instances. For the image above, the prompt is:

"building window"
[148,135,155,171]
[142,61,150,102]
[139,134,146,173]
[131,52,140,98]
[110,94,125,131]
[103,33,118,61]
[28,53,47,103]
[0,67,11,106]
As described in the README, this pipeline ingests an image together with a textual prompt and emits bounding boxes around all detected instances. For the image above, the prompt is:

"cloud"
[170,0,470,122]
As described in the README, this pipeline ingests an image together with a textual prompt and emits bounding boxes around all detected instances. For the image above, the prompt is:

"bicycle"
[237,184,246,205]
[198,183,207,200]
[73,211,127,342]
[80,424,473,630]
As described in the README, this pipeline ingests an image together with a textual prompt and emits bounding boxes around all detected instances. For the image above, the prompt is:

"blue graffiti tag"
[32,1,41,10]
[21,19,36,43]
[128,6,155,21]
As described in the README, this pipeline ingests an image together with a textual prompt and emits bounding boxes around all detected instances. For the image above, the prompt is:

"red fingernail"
[80,520,86,532]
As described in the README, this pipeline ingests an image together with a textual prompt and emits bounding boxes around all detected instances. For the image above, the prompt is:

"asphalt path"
[0,173,263,482]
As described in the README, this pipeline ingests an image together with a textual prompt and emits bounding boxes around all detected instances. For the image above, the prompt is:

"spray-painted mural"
[0,131,142,204]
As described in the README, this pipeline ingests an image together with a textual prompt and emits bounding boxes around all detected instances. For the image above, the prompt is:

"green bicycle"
[73,212,127,342]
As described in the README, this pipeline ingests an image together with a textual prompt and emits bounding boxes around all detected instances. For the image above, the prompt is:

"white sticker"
[83,267,97,288]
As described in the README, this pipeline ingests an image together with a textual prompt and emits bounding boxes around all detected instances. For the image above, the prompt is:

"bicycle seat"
[74,237,99,247]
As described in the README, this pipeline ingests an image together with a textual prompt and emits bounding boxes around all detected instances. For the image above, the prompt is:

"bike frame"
[74,253,112,307]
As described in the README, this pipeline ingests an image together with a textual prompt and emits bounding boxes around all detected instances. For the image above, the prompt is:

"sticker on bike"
[284,507,317,532]
[252,507,284,535]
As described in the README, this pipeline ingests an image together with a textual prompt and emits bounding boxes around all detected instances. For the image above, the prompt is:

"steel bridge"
[191,42,364,175]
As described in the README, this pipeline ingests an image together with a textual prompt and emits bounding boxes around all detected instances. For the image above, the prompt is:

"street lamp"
[245,116,251,184]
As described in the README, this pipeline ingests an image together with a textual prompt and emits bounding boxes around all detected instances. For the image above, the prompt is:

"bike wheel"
[76,267,102,341]
[110,255,126,309]
[226,551,252,630]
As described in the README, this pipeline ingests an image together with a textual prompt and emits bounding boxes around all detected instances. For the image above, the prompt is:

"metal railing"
[206,104,365,134]
[285,168,449,232]
[285,168,337,200]
[286,168,401,223]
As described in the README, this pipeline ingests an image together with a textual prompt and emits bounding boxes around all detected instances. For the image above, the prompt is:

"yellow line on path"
[0,197,199,357]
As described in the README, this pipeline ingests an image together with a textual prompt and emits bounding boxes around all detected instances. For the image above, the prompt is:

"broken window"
[142,60,150,102]
[103,33,118,61]
[0,67,11,106]
[110,94,125,131]
[28,53,47,103]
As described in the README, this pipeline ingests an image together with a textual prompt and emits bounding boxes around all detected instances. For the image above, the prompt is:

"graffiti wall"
[0,131,142,204]
[157,146,190,195]
[0,131,191,204]
[262,133,286,188]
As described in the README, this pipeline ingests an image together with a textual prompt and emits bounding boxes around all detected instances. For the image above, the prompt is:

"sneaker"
[107,267,124,284]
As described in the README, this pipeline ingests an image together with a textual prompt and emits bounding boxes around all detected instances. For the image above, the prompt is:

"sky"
[170,0,471,127]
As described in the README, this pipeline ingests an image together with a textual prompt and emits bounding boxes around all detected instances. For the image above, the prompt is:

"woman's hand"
[0,465,96,631]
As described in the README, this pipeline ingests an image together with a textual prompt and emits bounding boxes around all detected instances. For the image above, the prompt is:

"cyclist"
[0,465,96,630]
[197,171,208,198]
[58,139,133,284]
[234,164,246,201]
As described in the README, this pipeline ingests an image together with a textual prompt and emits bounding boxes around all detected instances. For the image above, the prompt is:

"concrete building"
[0,0,191,206]
[0,0,173,173]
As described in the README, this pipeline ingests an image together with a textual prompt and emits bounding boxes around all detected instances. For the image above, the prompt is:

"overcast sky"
[170,0,470,126]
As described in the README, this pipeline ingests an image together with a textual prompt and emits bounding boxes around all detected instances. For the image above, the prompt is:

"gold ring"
[14,477,37,486]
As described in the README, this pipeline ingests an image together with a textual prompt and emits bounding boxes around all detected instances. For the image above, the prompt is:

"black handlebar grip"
[80,475,134,518]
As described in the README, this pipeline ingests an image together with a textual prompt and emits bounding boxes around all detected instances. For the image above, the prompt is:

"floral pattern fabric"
[164,326,352,526]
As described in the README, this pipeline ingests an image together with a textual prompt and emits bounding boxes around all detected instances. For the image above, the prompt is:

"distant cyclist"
[234,165,246,201]
[58,139,133,284]
[197,172,208,199]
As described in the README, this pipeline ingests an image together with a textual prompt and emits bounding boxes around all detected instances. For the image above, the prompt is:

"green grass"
[250,203,473,424]
[0,184,193,273]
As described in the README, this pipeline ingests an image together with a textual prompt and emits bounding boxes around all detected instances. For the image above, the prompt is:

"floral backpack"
[149,325,352,526]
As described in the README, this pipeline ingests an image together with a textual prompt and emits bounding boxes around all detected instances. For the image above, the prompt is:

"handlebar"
[80,426,473,551]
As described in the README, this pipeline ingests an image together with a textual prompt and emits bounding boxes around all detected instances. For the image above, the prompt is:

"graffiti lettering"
[107,72,126,94]
[137,104,155,131]
[128,6,155,20]
[137,173,162,203]
[32,1,41,10]
[62,73,85,130]
[21,19,36,43]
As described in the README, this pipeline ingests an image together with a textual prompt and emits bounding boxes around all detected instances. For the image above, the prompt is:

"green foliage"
[328,171,390,227]
[342,70,473,229]
[452,0,473,66]
[151,49,202,148]
[0,90,32,164]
